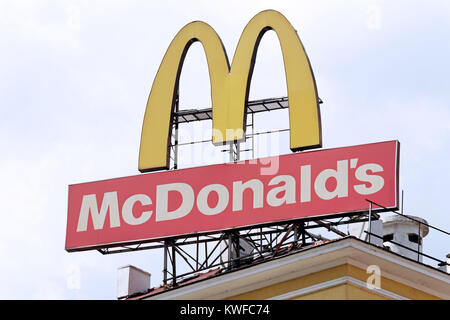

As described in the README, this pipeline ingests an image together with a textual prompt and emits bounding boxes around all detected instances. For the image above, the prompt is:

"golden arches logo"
[139,10,321,172]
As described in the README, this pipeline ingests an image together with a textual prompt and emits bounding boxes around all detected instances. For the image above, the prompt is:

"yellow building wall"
[227,264,347,300]
[292,283,387,300]
[345,264,438,300]
[346,283,388,300]
[227,263,440,300]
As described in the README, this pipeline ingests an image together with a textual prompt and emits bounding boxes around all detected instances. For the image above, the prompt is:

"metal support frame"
[156,222,320,285]
[169,93,180,170]
[157,214,379,286]
[228,141,240,162]
[368,201,372,243]
[170,96,319,165]
[98,212,378,287]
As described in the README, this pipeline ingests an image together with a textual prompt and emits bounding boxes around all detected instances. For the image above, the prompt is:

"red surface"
[66,140,399,251]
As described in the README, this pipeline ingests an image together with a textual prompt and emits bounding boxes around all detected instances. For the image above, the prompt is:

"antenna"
[401,189,404,214]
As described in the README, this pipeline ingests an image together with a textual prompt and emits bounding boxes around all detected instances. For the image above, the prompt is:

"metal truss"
[97,199,450,287]
[168,96,322,169]
[97,212,376,287]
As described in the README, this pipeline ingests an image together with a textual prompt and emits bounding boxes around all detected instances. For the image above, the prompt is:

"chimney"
[117,265,151,299]
[381,214,429,262]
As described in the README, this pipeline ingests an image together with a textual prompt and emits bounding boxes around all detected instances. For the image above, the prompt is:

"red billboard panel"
[66,140,399,251]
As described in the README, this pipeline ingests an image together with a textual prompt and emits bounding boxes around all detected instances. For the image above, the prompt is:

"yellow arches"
[139,10,321,172]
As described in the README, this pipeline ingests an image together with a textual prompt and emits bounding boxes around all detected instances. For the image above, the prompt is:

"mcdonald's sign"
[65,11,400,252]
[66,141,399,251]
[139,10,321,172]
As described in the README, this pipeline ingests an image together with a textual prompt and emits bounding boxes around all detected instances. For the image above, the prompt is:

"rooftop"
[123,236,450,300]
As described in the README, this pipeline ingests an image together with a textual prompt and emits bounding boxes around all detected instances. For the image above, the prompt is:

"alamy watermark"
[175,126,284,176]
[66,263,81,290]
[366,264,381,290]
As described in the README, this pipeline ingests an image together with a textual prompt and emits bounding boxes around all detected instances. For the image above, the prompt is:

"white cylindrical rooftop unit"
[347,219,383,247]
[381,214,429,262]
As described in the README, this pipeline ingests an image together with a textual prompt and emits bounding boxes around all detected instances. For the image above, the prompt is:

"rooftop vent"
[117,265,151,299]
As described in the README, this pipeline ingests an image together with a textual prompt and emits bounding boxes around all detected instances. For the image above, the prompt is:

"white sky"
[0,0,449,299]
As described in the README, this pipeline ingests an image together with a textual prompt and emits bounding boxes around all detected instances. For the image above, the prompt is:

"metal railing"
[365,199,450,271]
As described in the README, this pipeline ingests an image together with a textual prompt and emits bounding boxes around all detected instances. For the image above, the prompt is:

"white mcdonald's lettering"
[76,192,152,232]
[314,160,349,200]
[266,175,296,207]
[76,159,385,231]
[156,183,194,222]
[77,192,120,232]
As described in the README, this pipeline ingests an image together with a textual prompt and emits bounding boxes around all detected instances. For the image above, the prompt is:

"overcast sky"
[0,0,449,299]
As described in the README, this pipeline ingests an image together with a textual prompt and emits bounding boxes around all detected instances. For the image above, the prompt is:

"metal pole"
[204,241,208,268]
[229,142,234,162]
[227,232,232,270]
[251,112,255,159]
[368,202,372,244]
[260,227,263,250]
[234,232,240,268]
[196,236,199,271]
[418,222,421,262]
[173,93,179,170]
[401,190,404,214]
[163,241,168,285]
[171,242,177,286]
[302,222,306,246]
[293,224,298,245]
